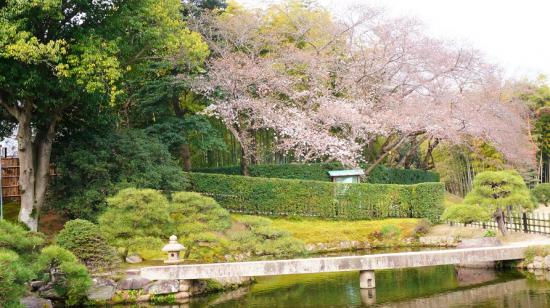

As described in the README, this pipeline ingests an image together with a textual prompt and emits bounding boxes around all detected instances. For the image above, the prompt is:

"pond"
[189,266,550,307]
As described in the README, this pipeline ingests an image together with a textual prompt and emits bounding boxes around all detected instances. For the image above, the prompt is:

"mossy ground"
[262,216,422,244]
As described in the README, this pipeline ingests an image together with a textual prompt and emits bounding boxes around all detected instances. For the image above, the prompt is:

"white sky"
[238,0,550,81]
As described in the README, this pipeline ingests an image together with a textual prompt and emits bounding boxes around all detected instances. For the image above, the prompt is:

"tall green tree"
[0,0,207,230]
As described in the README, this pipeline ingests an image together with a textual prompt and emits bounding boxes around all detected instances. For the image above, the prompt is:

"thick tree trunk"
[17,112,37,230]
[495,208,507,236]
[16,109,57,231]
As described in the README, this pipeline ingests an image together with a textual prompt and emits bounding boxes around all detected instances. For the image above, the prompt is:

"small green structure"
[328,170,364,183]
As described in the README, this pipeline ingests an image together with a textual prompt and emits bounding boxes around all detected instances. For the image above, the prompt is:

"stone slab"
[140,243,537,280]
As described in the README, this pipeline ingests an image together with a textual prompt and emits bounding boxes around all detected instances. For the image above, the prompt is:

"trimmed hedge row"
[187,172,445,222]
[193,163,440,184]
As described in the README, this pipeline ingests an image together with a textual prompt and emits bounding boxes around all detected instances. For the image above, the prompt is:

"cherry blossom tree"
[190,2,534,175]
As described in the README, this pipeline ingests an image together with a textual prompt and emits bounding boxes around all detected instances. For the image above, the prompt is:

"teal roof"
[327,169,365,177]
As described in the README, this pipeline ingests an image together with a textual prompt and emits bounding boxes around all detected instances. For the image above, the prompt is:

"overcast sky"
[238,0,550,81]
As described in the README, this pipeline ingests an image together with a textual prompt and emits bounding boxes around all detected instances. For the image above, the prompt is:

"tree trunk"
[172,92,193,172]
[17,109,57,231]
[495,208,507,236]
[240,147,250,176]
[365,135,408,176]
[17,111,37,230]
[180,144,192,172]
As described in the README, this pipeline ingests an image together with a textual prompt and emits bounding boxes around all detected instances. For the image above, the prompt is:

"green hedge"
[187,172,445,222]
[193,163,439,184]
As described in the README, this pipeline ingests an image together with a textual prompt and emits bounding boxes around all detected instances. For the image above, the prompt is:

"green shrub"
[187,173,445,222]
[126,237,166,260]
[33,246,91,306]
[98,188,173,258]
[228,216,306,259]
[193,162,440,184]
[56,219,119,271]
[412,219,431,238]
[532,183,550,206]
[524,245,550,263]
[441,204,491,224]
[170,192,232,259]
[483,230,496,237]
[0,219,44,254]
[380,225,402,239]
[0,249,34,307]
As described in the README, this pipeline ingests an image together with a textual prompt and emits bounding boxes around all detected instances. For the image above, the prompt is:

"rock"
[179,280,192,292]
[125,255,143,264]
[137,294,151,302]
[30,280,45,291]
[38,287,63,300]
[20,295,53,308]
[117,276,151,290]
[87,277,116,301]
[211,276,254,288]
[175,291,190,300]
[144,280,180,295]
[527,263,535,270]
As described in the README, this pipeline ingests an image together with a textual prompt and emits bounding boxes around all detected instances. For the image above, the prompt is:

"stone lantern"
[162,235,185,264]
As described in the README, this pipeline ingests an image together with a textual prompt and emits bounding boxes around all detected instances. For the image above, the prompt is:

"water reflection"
[188,266,550,308]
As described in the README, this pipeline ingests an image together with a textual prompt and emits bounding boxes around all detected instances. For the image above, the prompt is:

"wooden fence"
[449,212,550,236]
[1,157,57,201]
[1,157,20,200]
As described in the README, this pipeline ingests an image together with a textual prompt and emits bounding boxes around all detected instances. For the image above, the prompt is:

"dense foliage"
[187,173,445,222]
[33,246,91,306]
[98,188,173,258]
[532,183,550,206]
[51,129,189,220]
[56,219,119,271]
[193,162,439,184]
[0,219,45,254]
[463,170,535,234]
[228,216,306,260]
[441,204,491,224]
[98,189,306,262]
[170,192,232,259]
[0,249,34,307]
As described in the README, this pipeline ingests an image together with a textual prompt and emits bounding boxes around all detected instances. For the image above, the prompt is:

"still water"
[189,266,550,307]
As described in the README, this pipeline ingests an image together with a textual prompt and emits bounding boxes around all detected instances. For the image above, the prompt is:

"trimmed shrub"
[380,225,402,239]
[441,204,491,224]
[56,219,119,271]
[228,216,306,259]
[412,219,431,238]
[170,192,232,260]
[193,162,439,184]
[33,246,91,306]
[98,188,173,258]
[0,220,44,254]
[533,183,550,206]
[187,173,445,222]
[0,249,34,307]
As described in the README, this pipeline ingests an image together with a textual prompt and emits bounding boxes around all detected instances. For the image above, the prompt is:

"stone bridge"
[139,242,543,289]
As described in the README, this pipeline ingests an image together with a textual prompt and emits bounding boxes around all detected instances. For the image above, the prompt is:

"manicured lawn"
[239,215,421,244]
